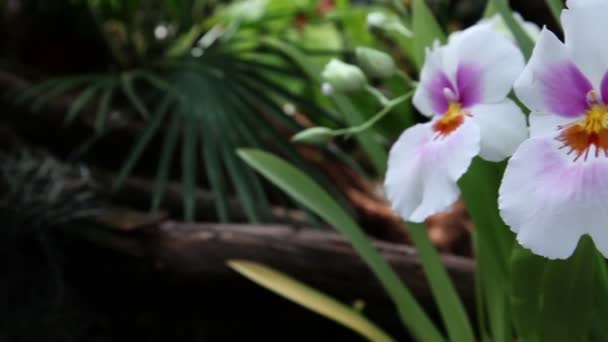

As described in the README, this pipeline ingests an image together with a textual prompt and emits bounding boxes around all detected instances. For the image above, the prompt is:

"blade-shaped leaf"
[152,112,181,211]
[121,73,150,119]
[181,101,197,222]
[65,84,101,125]
[228,260,395,342]
[237,149,444,342]
[490,0,534,58]
[545,0,563,24]
[407,222,475,342]
[412,0,445,69]
[113,97,172,191]
[538,237,596,342]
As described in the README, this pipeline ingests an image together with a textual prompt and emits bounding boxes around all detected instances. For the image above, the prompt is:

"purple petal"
[427,70,455,114]
[541,62,592,117]
[456,63,482,108]
[601,71,608,105]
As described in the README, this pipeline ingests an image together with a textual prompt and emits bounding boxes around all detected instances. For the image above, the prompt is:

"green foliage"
[237,149,445,341]
[407,222,475,342]
[19,0,348,223]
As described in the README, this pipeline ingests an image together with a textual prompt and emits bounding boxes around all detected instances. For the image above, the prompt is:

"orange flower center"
[433,103,466,138]
[557,105,608,161]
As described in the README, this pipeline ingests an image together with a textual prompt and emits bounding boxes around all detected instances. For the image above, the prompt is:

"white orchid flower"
[500,0,608,259]
[385,24,527,223]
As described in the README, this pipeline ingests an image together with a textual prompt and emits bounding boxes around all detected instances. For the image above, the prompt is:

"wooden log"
[81,219,475,306]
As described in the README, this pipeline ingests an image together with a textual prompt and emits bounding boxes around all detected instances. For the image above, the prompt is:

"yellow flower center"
[557,104,608,160]
[433,103,466,138]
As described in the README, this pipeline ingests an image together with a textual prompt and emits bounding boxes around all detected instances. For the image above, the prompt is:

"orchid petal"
[451,25,525,106]
[499,137,608,259]
[514,28,592,118]
[470,99,528,162]
[413,45,455,117]
[385,119,480,223]
[562,1,608,88]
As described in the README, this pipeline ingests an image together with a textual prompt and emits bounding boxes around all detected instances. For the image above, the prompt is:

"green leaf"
[412,0,445,69]
[30,76,91,112]
[237,149,444,342]
[260,37,389,175]
[94,85,115,133]
[510,244,546,342]
[545,0,563,24]
[121,73,149,119]
[152,112,181,211]
[65,84,101,125]
[407,222,475,342]
[538,236,596,342]
[228,260,395,342]
[490,0,534,58]
[113,97,171,191]
[590,254,608,342]
[181,102,197,222]
[459,159,514,342]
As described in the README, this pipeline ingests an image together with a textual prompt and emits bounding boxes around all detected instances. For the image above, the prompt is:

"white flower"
[321,59,367,93]
[385,24,526,223]
[500,0,608,259]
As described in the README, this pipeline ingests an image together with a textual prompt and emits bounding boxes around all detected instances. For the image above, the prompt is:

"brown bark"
[80,218,475,305]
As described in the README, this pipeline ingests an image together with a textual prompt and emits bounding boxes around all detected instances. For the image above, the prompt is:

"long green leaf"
[590,254,608,342]
[152,112,181,211]
[182,101,197,222]
[238,149,444,341]
[113,97,171,191]
[490,0,534,58]
[95,85,115,133]
[412,0,445,69]
[459,158,514,342]
[228,260,395,342]
[538,237,596,342]
[65,84,101,125]
[200,101,230,222]
[121,73,150,119]
[408,222,475,342]
[510,245,546,342]
[545,0,563,24]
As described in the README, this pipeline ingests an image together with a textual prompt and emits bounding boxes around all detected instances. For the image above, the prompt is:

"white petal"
[413,43,449,117]
[470,99,528,162]
[385,119,480,223]
[528,111,575,138]
[499,137,608,259]
[563,1,608,88]
[450,24,525,104]
[514,27,591,118]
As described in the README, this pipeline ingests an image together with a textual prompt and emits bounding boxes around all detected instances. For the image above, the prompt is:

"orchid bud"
[356,47,395,79]
[291,127,334,145]
[321,59,367,93]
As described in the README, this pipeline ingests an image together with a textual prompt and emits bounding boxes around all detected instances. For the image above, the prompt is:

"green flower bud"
[291,127,335,145]
[356,47,395,79]
[321,59,367,93]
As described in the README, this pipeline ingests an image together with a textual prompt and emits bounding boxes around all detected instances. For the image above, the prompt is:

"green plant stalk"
[490,0,534,58]
[261,37,389,175]
[238,149,445,341]
[407,222,476,342]
[331,91,413,137]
